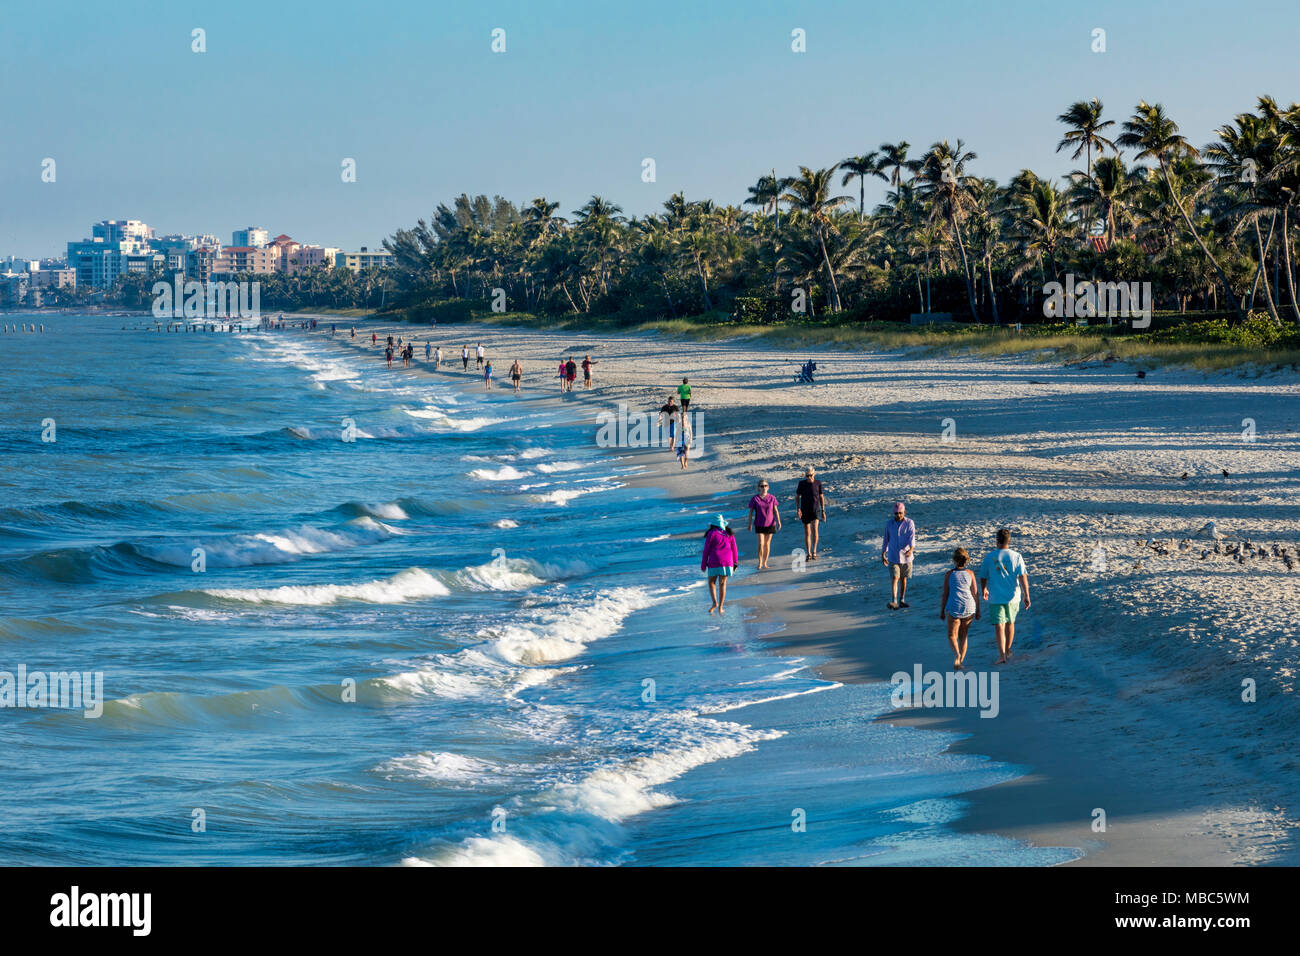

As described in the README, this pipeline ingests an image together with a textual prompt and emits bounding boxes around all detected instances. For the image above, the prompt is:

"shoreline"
[300,314,1300,866]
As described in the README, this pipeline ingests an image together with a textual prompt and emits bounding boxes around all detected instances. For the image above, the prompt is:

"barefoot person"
[794,467,825,560]
[746,480,781,569]
[675,411,692,469]
[882,502,916,609]
[582,354,598,388]
[939,548,980,669]
[979,528,1031,665]
[509,359,522,393]
[657,395,679,451]
[462,345,470,370]
[677,377,692,411]
[483,358,493,388]
[701,515,739,614]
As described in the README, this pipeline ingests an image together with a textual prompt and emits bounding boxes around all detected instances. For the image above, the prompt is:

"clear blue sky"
[2,0,1297,257]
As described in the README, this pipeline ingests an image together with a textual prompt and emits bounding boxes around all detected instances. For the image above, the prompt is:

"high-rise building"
[334,247,393,272]
[212,246,279,275]
[231,226,269,249]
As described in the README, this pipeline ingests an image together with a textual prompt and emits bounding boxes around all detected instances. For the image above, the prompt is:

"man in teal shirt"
[979,528,1031,664]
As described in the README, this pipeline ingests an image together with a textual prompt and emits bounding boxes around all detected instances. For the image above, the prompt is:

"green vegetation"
[379,97,1300,344]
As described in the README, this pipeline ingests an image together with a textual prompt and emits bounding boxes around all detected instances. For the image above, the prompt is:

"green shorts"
[990,602,1019,625]
[889,562,912,580]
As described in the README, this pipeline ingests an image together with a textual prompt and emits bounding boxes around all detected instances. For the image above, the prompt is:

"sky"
[2,0,1298,258]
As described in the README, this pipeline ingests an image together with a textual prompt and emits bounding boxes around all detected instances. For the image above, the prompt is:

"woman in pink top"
[701,514,740,614]
[746,479,781,570]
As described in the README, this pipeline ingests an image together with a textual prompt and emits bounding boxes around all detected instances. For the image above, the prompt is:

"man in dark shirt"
[795,466,826,560]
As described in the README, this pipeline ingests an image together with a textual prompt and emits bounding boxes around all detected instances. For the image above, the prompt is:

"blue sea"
[0,313,1078,866]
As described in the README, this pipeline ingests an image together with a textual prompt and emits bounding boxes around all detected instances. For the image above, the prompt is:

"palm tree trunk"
[1284,206,1300,324]
[1159,158,1246,321]
[985,253,1000,324]
[925,250,932,313]
[817,227,841,312]
[948,211,979,320]
[1252,215,1281,323]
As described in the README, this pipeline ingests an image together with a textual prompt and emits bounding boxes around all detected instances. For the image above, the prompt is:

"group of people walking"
[702,477,1031,666]
[557,355,598,392]
[656,378,695,469]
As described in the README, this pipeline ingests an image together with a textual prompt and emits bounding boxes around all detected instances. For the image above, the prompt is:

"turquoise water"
[0,313,1077,865]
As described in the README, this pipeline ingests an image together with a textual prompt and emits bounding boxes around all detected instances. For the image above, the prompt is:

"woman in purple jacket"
[701,514,740,614]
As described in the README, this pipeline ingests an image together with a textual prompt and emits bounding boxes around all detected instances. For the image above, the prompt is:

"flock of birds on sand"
[1125,522,1296,572]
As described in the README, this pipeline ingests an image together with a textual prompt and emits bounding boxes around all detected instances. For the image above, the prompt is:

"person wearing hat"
[794,467,826,560]
[701,514,740,614]
[881,502,916,609]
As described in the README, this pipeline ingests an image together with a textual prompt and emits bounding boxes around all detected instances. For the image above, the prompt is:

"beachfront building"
[92,219,153,248]
[212,246,279,276]
[31,268,76,290]
[232,226,269,249]
[334,247,392,272]
[269,234,299,272]
[185,246,219,283]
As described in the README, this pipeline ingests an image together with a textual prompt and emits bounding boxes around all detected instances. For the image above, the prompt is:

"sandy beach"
[318,316,1300,866]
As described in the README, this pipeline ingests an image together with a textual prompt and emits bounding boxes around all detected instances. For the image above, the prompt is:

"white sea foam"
[404,835,547,867]
[374,751,500,785]
[469,465,531,482]
[204,567,448,605]
[493,519,519,529]
[536,461,582,474]
[455,555,545,591]
[486,587,656,665]
[517,448,551,460]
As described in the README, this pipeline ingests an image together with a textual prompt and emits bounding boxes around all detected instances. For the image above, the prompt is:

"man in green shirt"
[677,378,692,411]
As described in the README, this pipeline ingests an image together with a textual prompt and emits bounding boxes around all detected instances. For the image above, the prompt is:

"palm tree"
[1057,99,1117,238]
[1205,112,1284,322]
[1264,96,1300,322]
[916,140,980,320]
[1072,156,1130,244]
[1117,101,1246,321]
[841,151,882,219]
[780,166,852,311]
[877,141,921,190]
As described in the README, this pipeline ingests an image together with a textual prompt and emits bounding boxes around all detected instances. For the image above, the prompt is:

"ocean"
[0,313,1078,866]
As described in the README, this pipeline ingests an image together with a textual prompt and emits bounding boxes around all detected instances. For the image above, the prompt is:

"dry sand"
[317,316,1300,865]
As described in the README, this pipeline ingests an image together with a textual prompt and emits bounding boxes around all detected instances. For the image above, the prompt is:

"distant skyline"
[3,0,1298,258]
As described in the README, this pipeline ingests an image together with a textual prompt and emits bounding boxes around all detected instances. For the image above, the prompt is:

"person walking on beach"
[565,357,578,391]
[979,528,1031,665]
[677,378,692,411]
[657,395,679,450]
[372,331,377,345]
[425,341,431,361]
[939,548,980,669]
[795,467,826,560]
[676,411,692,469]
[476,343,485,368]
[558,359,568,392]
[510,359,523,393]
[882,502,916,610]
[484,358,494,389]
[385,345,394,369]
[434,345,442,369]
[582,355,598,388]
[462,345,470,370]
[351,327,356,339]
[747,480,781,569]
[701,515,739,614]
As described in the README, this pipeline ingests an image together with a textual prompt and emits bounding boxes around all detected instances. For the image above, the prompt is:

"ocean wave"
[203,567,448,606]
[469,466,532,482]
[132,517,398,568]
[373,751,503,786]
[535,462,583,474]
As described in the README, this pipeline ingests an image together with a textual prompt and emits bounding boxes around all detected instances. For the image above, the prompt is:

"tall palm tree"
[1057,98,1117,238]
[877,141,921,190]
[780,166,852,311]
[916,140,980,320]
[1118,101,1246,321]
[1205,112,1284,322]
[841,151,882,219]
[1264,96,1300,322]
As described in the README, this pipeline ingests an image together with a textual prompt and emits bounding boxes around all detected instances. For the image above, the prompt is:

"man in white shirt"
[979,528,1031,665]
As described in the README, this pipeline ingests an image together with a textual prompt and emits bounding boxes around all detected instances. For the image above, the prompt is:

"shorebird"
[1222,469,1231,478]
[1179,472,1189,481]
